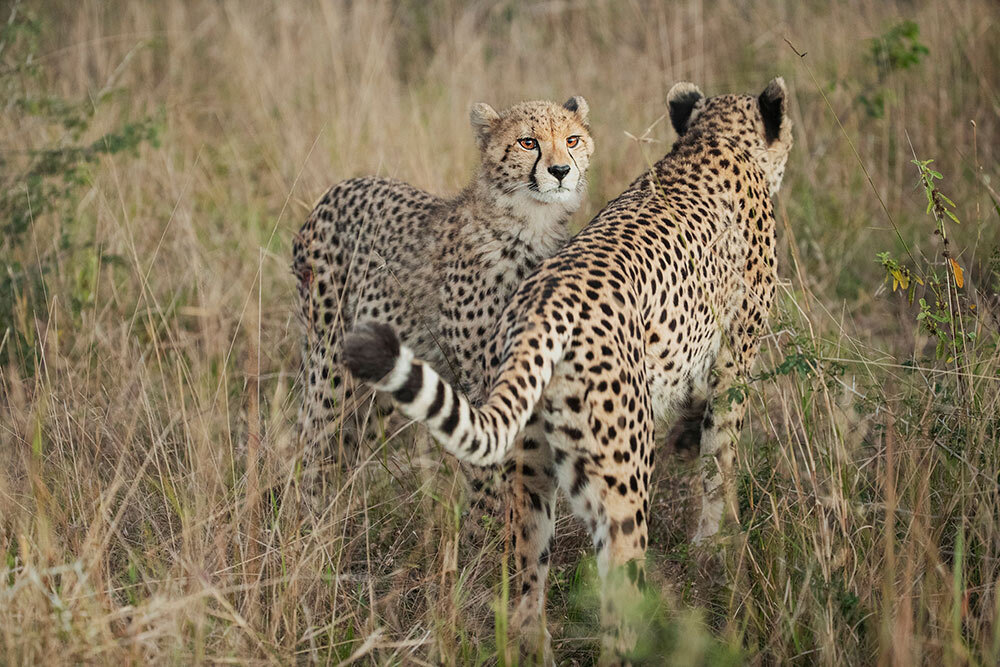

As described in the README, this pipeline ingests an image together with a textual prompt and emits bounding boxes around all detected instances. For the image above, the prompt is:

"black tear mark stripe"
[529,142,543,190]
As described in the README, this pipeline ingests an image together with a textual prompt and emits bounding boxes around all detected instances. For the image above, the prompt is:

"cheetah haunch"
[345,78,792,663]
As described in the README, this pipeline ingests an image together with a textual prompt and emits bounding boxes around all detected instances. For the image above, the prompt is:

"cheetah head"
[470,97,593,211]
[667,77,793,196]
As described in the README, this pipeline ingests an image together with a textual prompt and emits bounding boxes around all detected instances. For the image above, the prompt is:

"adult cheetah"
[344,78,793,662]
[293,97,593,509]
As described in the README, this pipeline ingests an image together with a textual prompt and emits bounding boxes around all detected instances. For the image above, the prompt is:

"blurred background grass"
[1,0,999,664]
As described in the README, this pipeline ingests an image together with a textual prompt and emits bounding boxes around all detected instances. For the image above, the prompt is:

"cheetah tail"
[343,321,563,467]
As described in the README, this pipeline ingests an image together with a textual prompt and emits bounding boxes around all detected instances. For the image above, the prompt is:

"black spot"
[528,490,542,510]
[571,457,588,495]
[560,426,584,441]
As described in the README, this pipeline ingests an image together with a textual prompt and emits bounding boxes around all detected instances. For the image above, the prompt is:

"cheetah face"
[471,97,594,210]
[667,77,793,196]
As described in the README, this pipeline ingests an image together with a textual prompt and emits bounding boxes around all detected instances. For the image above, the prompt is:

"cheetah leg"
[459,462,505,536]
[296,263,373,516]
[298,338,358,515]
[595,530,648,666]
[560,425,653,664]
[452,372,507,534]
[583,471,650,666]
[692,331,755,545]
[507,421,557,665]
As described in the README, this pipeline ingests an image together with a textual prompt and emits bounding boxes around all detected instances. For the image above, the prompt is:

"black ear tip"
[667,81,704,107]
[667,82,704,136]
[761,77,787,104]
[669,90,703,112]
[563,96,589,119]
[758,77,788,144]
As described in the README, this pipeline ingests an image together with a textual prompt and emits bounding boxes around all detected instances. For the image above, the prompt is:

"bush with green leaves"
[1,4,162,373]
[857,20,929,118]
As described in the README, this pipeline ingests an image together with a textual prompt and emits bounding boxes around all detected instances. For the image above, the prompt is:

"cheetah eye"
[517,137,537,150]
[566,135,580,148]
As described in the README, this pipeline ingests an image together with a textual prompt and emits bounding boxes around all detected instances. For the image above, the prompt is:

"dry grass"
[2,0,999,664]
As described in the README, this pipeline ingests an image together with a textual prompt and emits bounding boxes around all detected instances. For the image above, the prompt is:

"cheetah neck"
[463,177,575,258]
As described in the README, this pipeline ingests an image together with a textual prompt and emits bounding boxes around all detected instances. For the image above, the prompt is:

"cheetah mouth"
[529,185,578,204]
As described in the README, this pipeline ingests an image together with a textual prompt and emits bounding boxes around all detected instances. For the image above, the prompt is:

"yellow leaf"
[949,258,964,288]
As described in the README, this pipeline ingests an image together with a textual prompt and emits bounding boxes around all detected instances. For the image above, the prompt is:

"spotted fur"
[344,79,793,663]
[293,98,594,510]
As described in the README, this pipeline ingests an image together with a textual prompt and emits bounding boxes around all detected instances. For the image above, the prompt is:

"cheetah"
[293,97,594,509]
[343,78,793,663]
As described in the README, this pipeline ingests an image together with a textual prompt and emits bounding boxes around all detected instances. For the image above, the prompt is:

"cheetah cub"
[344,79,792,663]
[293,97,593,509]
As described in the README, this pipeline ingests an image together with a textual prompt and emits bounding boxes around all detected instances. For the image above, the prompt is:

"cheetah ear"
[563,96,589,125]
[667,81,704,136]
[758,77,788,145]
[469,102,500,146]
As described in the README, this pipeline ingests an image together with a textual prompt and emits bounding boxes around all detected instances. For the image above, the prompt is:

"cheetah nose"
[547,164,571,182]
